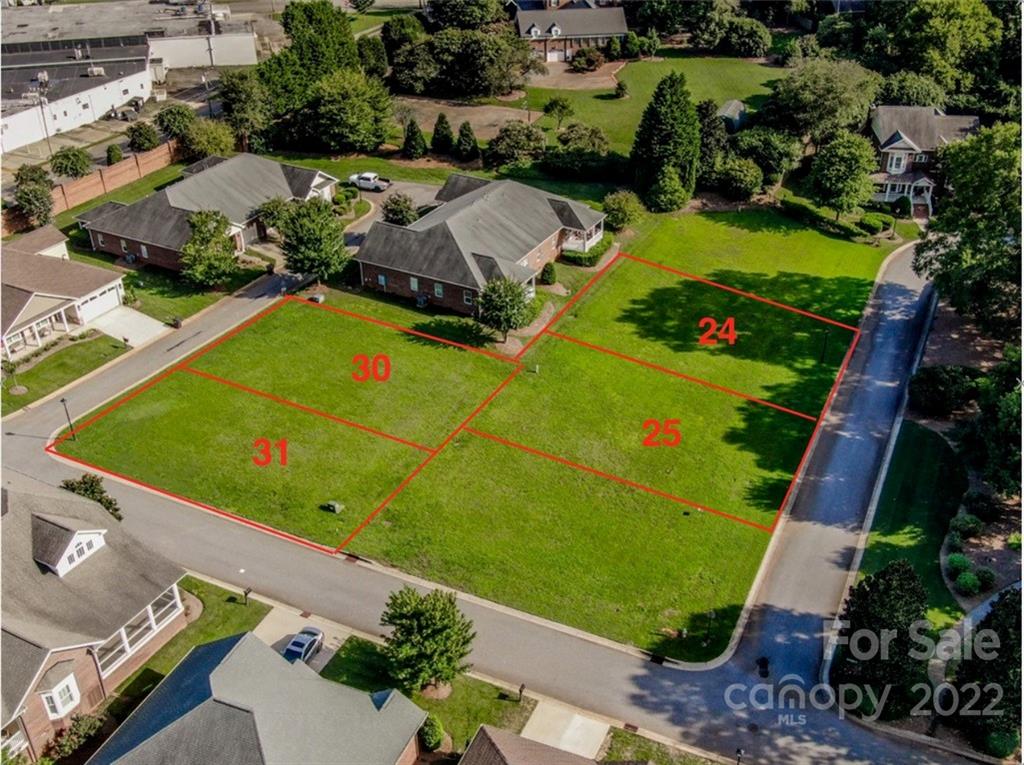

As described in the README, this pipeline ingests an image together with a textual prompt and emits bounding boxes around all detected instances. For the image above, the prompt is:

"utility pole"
[36,74,54,159]
[60,397,76,441]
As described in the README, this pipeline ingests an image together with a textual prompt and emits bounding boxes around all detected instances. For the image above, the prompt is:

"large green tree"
[279,198,348,285]
[762,59,881,147]
[630,72,700,204]
[486,120,545,168]
[809,132,875,219]
[962,346,1022,496]
[220,70,269,152]
[878,71,947,107]
[381,192,419,226]
[898,0,1001,93]
[358,34,389,79]
[49,147,91,179]
[422,28,537,98]
[479,278,532,341]
[307,69,392,152]
[695,99,727,187]
[155,103,197,140]
[183,118,235,159]
[681,0,740,50]
[732,126,801,186]
[180,210,239,287]
[381,586,475,691]
[431,112,455,155]
[428,0,502,30]
[913,123,1021,330]
[381,14,426,59]
[126,122,159,152]
[543,96,574,130]
[14,182,53,227]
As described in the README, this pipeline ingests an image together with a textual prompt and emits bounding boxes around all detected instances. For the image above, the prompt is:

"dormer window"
[31,513,107,577]
[550,25,561,36]
[38,671,80,720]
[530,26,540,38]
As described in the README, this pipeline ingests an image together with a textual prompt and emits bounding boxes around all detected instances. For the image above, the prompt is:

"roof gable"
[870,106,979,153]
[514,6,627,37]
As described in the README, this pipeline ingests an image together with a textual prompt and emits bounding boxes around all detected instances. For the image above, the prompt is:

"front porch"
[2,302,82,362]
[564,221,604,252]
[95,583,184,679]
[871,176,935,217]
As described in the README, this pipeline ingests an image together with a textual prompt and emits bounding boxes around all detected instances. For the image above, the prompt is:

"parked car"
[348,172,391,192]
[281,627,324,664]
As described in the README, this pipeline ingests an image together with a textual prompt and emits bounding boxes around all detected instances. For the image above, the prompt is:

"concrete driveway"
[85,306,170,348]
[252,605,357,674]
[344,181,440,248]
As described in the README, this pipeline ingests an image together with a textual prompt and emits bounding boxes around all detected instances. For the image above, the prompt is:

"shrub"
[570,47,605,73]
[778,197,863,239]
[716,155,763,201]
[454,121,480,161]
[126,122,160,152]
[946,553,972,578]
[155,103,197,140]
[1009,532,1022,551]
[645,165,688,212]
[615,80,628,98]
[955,571,981,596]
[857,213,887,234]
[949,513,984,539]
[184,118,235,159]
[106,143,123,165]
[381,192,418,226]
[731,127,801,186]
[892,196,912,217]
[539,261,556,285]
[607,36,621,60]
[980,729,1021,759]
[485,121,545,168]
[402,119,427,159]
[722,17,771,58]
[907,365,981,416]
[561,233,613,267]
[431,113,455,155]
[963,491,1003,523]
[602,190,643,231]
[48,714,104,758]
[419,713,445,751]
[946,530,963,553]
[975,566,996,591]
[50,146,92,178]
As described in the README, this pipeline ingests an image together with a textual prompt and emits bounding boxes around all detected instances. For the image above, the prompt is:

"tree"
[544,123,609,178]
[14,183,53,228]
[602,190,644,231]
[183,118,235,159]
[696,99,727,187]
[962,347,1022,495]
[381,192,419,226]
[390,43,439,95]
[543,96,574,130]
[479,278,531,341]
[358,35,389,79]
[60,473,123,521]
[402,119,427,159]
[630,72,700,203]
[422,28,539,98]
[913,123,1021,330]
[898,0,1001,93]
[810,132,875,219]
[878,71,947,107]
[644,163,688,212]
[622,30,642,59]
[953,588,1021,755]
[732,126,801,185]
[381,586,475,691]
[431,113,455,155]
[308,69,392,153]
[486,120,546,167]
[570,46,606,72]
[722,16,771,57]
[279,198,348,285]
[834,560,928,697]
[14,164,51,189]
[154,103,197,140]
[634,0,687,35]
[49,147,91,179]
[716,155,762,200]
[761,59,881,147]
[682,0,740,50]
[607,36,622,60]
[106,144,123,166]
[126,122,159,152]
[180,211,239,287]
[220,70,269,152]
[428,0,502,30]
[455,121,480,161]
[255,197,295,233]
[381,14,426,59]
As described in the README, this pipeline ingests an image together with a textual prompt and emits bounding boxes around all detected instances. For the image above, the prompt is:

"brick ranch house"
[2,225,124,361]
[76,153,338,271]
[87,632,425,765]
[1,476,186,762]
[356,174,606,315]
[510,0,628,63]
[868,105,979,218]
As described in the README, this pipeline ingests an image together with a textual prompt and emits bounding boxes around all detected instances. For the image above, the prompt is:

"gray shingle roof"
[869,106,979,153]
[2,224,67,256]
[461,726,600,765]
[1,630,49,725]
[515,6,627,38]
[88,633,426,765]
[36,660,77,692]
[80,154,338,252]
[357,175,604,290]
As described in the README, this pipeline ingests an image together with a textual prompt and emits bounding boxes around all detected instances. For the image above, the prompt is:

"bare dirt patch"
[527,60,626,90]
[397,96,539,140]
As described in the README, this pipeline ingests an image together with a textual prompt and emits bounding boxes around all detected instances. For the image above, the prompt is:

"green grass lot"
[322,637,535,753]
[558,256,854,416]
[188,299,513,447]
[522,50,780,153]
[471,337,812,527]
[347,8,412,35]
[860,422,968,630]
[2,334,127,416]
[602,729,710,765]
[106,576,270,722]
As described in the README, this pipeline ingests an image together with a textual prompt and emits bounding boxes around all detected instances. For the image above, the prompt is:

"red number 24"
[698,316,737,346]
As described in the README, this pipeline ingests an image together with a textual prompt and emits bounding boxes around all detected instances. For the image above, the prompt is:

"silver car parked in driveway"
[281,627,323,664]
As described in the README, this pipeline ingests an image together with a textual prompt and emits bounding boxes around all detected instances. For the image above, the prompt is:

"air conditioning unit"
[86,65,106,77]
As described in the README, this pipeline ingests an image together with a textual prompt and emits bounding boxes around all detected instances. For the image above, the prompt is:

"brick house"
[867,105,979,218]
[511,0,628,63]
[76,153,338,271]
[356,175,606,315]
[1,476,186,762]
[87,632,425,765]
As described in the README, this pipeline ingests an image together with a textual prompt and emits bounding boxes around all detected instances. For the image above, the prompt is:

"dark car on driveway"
[282,627,324,664]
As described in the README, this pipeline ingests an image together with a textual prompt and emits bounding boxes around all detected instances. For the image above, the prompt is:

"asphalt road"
[2,247,964,764]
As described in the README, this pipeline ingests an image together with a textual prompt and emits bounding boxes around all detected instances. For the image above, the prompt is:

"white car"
[348,172,391,192]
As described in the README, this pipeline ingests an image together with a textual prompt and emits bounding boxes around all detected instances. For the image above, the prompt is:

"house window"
[463,290,474,306]
[82,103,89,111]
[377,274,386,288]
[434,283,444,299]
[914,153,928,162]
[120,239,127,254]
[97,233,105,247]
[140,244,148,259]
[410,276,419,292]
[41,674,80,720]
[122,88,129,96]
[889,153,904,172]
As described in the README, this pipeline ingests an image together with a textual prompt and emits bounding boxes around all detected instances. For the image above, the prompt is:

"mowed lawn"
[349,431,769,661]
[188,299,514,447]
[524,51,780,153]
[58,371,426,547]
[471,336,812,527]
[558,256,854,417]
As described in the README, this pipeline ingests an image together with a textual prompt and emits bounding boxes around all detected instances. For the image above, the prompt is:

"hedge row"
[778,197,864,240]
[560,232,615,267]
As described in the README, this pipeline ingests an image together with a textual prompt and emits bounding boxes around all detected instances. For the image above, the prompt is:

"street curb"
[845,713,1005,765]
[187,571,733,765]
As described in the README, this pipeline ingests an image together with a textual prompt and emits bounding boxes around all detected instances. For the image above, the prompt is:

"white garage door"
[546,49,565,62]
[77,286,122,323]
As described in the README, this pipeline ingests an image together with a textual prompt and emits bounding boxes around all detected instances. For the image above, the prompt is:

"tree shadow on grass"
[406,317,497,350]
[645,603,745,663]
